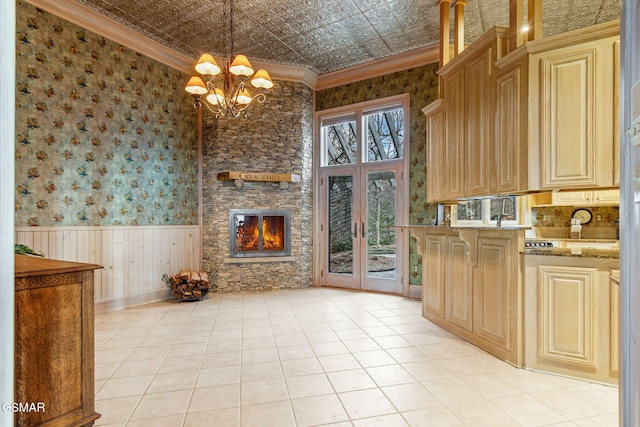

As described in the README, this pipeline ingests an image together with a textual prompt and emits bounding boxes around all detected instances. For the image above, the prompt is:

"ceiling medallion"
[184,0,273,118]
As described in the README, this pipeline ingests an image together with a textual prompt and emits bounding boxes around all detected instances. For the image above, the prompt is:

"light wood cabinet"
[446,237,473,332]
[494,65,527,193]
[15,255,102,426]
[442,67,466,200]
[427,21,620,202]
[422,234,446,319]
[413,228,523,366]
[524,255,619,384]
[610,269,620,374]
[474,235,518,361]
[538,266,597,369]
[425,27,510,202]
[423,100,446,202]
[465,49,493,197]
[551,189,619,206]
[538,41,616,189]
[496,20,620,193]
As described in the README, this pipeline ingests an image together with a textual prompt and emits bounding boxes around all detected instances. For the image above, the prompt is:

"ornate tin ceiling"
[74,0,620,75]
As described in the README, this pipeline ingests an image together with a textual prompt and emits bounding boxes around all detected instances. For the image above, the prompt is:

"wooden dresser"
[14,255,102,426]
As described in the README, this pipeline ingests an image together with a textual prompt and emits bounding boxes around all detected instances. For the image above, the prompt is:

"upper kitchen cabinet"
[428,27,510,202]
[423,100,446,202]
[496,21,620,192]
[551,189,620,206]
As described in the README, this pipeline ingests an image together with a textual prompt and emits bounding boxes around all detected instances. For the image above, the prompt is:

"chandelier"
[184,0,273,118]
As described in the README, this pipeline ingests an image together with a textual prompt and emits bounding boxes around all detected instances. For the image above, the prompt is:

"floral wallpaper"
[316,65,441,286]
[15,1,198,227]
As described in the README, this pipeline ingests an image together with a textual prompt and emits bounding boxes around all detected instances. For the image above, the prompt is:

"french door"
[320,165,403,293]
[315,95,409,294]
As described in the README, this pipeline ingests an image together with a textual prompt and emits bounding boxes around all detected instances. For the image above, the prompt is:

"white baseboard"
[94,288,173,315]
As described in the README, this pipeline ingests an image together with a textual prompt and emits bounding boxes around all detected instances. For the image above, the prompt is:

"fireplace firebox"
[229,209,291,258]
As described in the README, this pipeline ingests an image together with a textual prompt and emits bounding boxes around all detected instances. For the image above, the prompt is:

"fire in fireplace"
[229,209,291,258]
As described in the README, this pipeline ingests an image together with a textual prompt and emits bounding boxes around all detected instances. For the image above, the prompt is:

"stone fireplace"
[201,80,314,292]
[229,209,291,258]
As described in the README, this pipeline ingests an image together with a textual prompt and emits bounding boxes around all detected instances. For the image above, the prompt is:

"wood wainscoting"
[15,225,201,313]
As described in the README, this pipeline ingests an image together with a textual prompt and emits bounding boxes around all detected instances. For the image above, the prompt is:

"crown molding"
[315,44,440,90]
[23,0,317,87]
[24,0,438,91]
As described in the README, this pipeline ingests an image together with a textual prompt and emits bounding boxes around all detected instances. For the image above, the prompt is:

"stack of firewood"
[163,270,210,302]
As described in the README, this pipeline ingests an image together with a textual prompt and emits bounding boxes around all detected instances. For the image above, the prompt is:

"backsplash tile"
[532,206,619,239]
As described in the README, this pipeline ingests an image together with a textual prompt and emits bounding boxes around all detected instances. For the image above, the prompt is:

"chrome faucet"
[496,197,508,228]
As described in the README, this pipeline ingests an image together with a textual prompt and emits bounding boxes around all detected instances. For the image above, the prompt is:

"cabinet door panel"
[446,238,473,331]
[551,191,591,205]
[425,101,446,202]
[538,266,596,369]
[610,269,619,374]
[465,50,492,196]
[423,236,445,318]
[474,238,511,350]
[541,49,597,187]
[495,67,522,193]
[444,69,466,199]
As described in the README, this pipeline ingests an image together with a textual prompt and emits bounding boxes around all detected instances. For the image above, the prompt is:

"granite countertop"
[523,248,619,259]
[526,238,619,243]
[394,225,530,231]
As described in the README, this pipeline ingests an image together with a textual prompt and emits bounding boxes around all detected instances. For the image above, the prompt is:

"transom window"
[321,105,404,166]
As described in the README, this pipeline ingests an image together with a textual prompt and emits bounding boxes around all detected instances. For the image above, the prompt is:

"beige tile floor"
[94,287,618,426]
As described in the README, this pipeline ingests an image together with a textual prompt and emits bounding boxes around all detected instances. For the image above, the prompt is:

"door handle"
[354,222,358,238]
[361,222,366,237]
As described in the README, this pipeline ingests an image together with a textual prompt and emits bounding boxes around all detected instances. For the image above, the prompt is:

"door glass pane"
[364,107,403,162]
[366,171,396,278]
[328,175,353,274]
[234,215,260,252]
[263,216,285,251]
[322,121,357,166]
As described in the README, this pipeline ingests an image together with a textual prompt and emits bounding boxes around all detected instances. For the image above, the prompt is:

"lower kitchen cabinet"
[538,266,597,369]
[446,237,473,332]
[423,234,446,319]
[524,255,619,384]
[415,228,524,366]
[610,269,620,374]
[474,235,520,362]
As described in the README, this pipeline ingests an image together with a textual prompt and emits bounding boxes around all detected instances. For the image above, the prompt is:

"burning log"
[162,270,210,302]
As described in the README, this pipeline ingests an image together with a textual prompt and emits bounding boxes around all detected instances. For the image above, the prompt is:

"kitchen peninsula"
[398,225,526,367]
[401,223,620,384]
